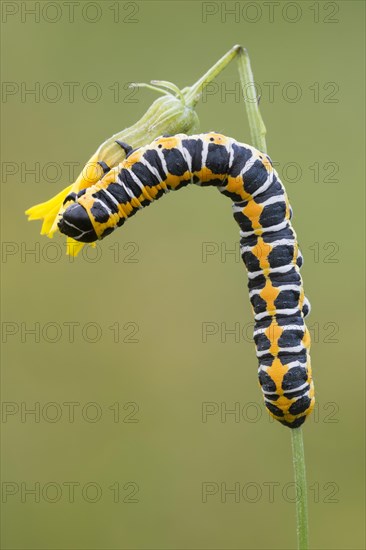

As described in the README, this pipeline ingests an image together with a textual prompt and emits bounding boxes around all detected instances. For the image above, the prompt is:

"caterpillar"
[58,132,315,428]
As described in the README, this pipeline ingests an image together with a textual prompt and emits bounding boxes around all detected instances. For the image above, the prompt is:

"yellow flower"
[25,151,104,256]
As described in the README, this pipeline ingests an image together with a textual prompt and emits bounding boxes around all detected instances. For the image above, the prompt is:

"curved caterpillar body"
[58,132,315,428]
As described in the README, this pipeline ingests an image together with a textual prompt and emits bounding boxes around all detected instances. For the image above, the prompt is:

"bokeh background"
[1,1,365,549]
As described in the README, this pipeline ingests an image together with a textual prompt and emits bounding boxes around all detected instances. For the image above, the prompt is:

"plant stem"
[236,47,267,152]
[237,47,309,550]
[183,45,267,155]
[291,428,309,549]
[183,44,242,107]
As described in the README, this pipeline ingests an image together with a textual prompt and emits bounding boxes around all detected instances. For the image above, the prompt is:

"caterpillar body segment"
[58,132,314,428]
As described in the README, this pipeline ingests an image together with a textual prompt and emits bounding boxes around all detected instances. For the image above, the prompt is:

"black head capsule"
[58,203,98,243]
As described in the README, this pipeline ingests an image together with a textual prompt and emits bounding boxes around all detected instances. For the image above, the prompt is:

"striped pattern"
[58,132,315,428]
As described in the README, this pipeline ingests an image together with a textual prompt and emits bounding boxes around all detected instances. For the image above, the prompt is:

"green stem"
[183,44,242,107]
[291,428,309,549]
[236,47,267,152]
[238,48,309,550]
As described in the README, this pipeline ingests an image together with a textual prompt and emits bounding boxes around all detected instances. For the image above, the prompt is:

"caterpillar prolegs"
[58,132,315,428]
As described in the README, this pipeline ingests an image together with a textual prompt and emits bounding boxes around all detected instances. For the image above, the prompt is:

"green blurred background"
[1,1,365,548]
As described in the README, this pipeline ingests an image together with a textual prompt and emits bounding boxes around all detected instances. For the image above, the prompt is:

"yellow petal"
[25,152,103,244]
[66,238,85,257]
[25,184,73,222]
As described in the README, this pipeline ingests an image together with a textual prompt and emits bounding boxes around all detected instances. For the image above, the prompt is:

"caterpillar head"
[58,194,98,243]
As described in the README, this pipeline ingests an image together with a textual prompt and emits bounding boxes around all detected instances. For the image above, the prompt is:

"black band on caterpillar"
[58,132,315,427]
